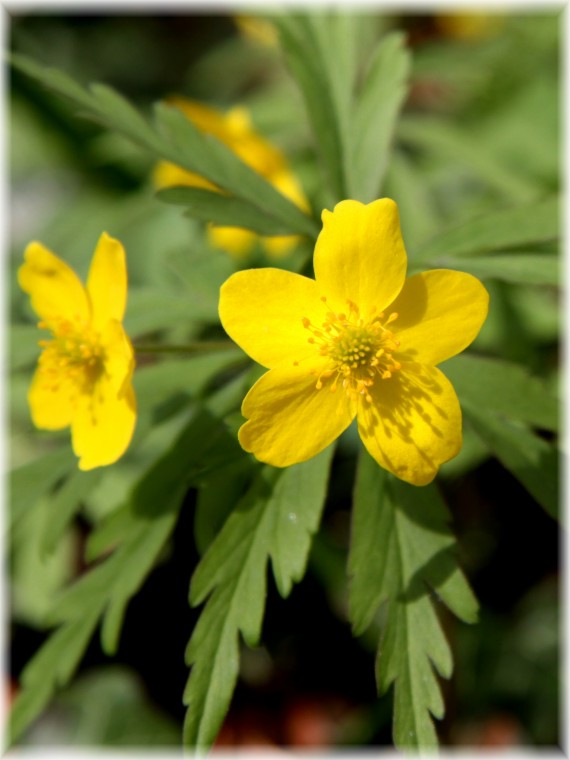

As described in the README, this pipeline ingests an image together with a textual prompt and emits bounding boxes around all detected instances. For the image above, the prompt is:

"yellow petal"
[388,270,490,366]
[313,198,407,316]
[207,225,257,257]
[357,362,462,486]
[270,167,309,212]
[71,319,136,470]
[72,378,136,471]
[100,319,135,394]
[28,362,75,430]
[18,242,90,327]
[261,233,301,258]
[169,98,242,143]
[219,268,325,368]
[86,233,128,331]
[153,160,218,192]
[239,361,356,466]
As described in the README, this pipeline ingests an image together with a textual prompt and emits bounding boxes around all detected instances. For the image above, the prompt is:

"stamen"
[297,298,401,400]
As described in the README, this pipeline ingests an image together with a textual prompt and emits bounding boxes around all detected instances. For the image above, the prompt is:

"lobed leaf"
[10,447,75,535]
[398,117,538,203]
[464,404,560,522]
[414,195,559,262]
[156,186,297,236]
[441,353,559,432]
[433,253,559,286]
[183,446,334,750]
[8,378,246,745]
[351,32,410,202]
[348,451,477,750]
[9,610,101,744]
[11,53,318,239]
[274,14,351,202]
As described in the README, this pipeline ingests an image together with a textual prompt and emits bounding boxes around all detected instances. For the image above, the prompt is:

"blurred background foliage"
[8,8,560,750]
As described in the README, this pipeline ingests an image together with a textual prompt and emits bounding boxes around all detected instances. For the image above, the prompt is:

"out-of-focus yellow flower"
[153,98,309,258]
[234,15,279,48]
[18,233,136,470]
[436,12,504,41]
[219,199,489,486]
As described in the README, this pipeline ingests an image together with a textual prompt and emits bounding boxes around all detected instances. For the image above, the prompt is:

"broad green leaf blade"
[156,187,297,236]
[398,117,538,203]
[11,54,318,239]
[184,447,334,750]
[348,450,478,750]
[274,14,351,201]
[414,195,559,262]
[464,404,560,521]
[441,354,559,433]
[434,253,559,286]
[352,32,410,202]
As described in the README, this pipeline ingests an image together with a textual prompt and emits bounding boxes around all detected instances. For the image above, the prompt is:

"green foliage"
[349,451,478,749]
[156,186,299,235]
[9,376,246,744]
[9,9,561,754]
[10,53,318,240]
[464,405,560,521]
[184,446,334,749]
[414,195,559,262]
[441,354,559,433]
[275,15,410,203]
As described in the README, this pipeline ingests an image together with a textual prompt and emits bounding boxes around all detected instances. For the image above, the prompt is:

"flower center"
[300,298,401,402]
[38,317,105,394]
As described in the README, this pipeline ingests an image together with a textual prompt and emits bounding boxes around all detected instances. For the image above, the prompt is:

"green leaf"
[398,117,539,203]
[351,32,410,202]
[464,404,560,521]
[9,324,41,371]
[156,186,298,236]
[183,446,334,750]
[125,287,218,335]
[11,54,318,239]
[9,610,100,744]
[9,381,246,744]
[274,14,353,201]
[434,253,559,286]
[40,469,104,558]
[348,452,478,750]
[154,102,317,238]
[414,195,559,262]
[441,354,559,432]
[10,447,75,534]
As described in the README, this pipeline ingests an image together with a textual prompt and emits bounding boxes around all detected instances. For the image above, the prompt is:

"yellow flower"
[153,98,309,258]
[219,199,489,485]
[234,15,279,48]
[18,233,137,470]
[435,12,504,41]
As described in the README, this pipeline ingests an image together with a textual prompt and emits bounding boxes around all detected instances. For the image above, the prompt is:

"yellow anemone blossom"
[153,98,309,258]
[219,199,489,486]
[18,233,137,470]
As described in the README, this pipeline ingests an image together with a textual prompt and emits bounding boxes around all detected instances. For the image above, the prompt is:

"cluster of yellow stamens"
[37,317,104,394]
[301,297,401,402]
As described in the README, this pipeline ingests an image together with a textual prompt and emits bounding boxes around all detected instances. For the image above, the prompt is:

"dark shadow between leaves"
[132,405,245,519]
